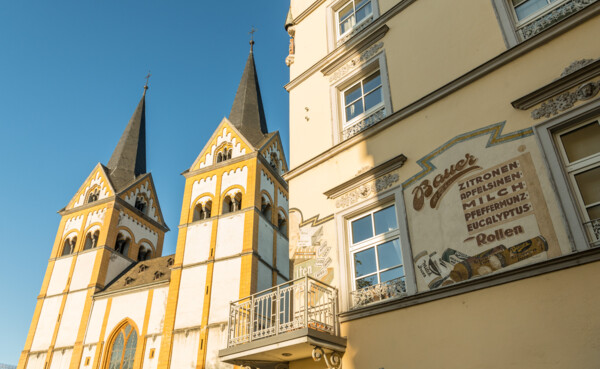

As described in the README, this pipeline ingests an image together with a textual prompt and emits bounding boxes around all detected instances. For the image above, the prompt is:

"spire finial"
[143,71,151,95]
[249,26,257,52]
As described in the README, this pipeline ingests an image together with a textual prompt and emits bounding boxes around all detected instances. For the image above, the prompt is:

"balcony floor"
[219,328,347,366]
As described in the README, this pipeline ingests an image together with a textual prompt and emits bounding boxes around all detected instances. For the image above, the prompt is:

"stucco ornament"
[336,15,374,46]
[531,80,600,119]
[329,42,383,83]
[520,0,597,40]
[335,173,399,208]
[342,106,386,140]
[312,346,342,369]
[560,58,596,77]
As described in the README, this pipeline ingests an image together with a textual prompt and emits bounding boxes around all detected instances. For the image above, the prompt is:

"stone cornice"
[285,24,390,91]
[511,58,600,109]
[182,151,259,178]
[293,0,328,24]
[323,154,406,199]
[283,3,600,181]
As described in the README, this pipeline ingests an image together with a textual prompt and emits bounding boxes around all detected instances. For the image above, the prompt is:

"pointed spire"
[228,42,269,147]
[285,7,294,31]
[107,89,147,191]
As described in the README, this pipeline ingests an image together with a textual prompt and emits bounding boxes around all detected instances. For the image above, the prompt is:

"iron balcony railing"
[350,277,406,309]
[226,276,339,347]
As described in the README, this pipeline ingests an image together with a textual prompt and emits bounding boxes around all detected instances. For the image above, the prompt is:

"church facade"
[18,47,289,369]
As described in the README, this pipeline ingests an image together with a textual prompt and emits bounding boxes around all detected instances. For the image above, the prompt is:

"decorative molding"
[342,106,386,140]
[351,277,407,309]
[561,58,596,77]
[519,0,598,40]
[312,346,342,369]
[329,42,383,83]
[325,153,407,199]
[336,15,374,46]
[512,58,600,110]
[335,173,399,208]
[531,79,600,119]
[283,5,600,181]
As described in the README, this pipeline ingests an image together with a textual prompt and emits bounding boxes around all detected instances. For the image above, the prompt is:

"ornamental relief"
[328,42,384,83]
[335,172,399,208]
[532,79,600,119]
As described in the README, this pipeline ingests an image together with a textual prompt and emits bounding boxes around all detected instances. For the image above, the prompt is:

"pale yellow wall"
[339,261,600,369]
[290,2,330,80]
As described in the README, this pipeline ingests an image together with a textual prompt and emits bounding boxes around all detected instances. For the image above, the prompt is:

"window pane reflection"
[352,215,373,243]
[374,206,397,235]
[354,247,377,277]
[377,239,402,270]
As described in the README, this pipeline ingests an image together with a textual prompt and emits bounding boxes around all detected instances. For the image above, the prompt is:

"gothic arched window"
[193,200,212,221]
[84,230,100,250]
[115,233,131,257]
[106,323,138,369]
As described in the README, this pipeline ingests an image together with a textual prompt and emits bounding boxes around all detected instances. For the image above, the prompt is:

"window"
[62,236,77,256]
[336,0,373,38]
[87,188,99,203]
[342,70,382,126]
[84,230,100,250]
[137,244,152,261]
[107,323,138,369]
[260,195,272,221]
[115,233,131,256]
[492,0,597,46]
[348,205,407,308]
[222,193,242,214]
[134,195,147,213]
[193,200,212,221]
[554,120,600,246]
[277,211,287,236]
[215,146,233,164]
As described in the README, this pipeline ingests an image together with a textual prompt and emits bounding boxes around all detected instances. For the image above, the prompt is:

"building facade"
[219,0,600,368]
[18,48,290,369]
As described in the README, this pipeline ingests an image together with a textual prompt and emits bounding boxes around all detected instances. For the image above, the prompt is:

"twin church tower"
[18,46,290,369]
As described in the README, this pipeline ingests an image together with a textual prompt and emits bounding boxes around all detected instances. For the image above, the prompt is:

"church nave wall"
[78,345,96,369]
[24,352,46,369]
[174,265,207,329]
[68,250,96,291]
[83,299,107,345]
[204,325,233,369]
[104,291,148,341]
[47,348,72,369]
[141,335,161,369]
[147,287,168,335]
[169,329,201,368]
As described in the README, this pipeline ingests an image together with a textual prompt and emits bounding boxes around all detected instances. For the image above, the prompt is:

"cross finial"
[249,26,257,51]
[143,71,151,95]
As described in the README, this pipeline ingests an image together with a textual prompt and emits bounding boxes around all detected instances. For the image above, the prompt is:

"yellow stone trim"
[92,297,112,369]
[67,288,95,369]
[67,164,114,210]
[44,293,69,368]
[156,268,182,369]
[132,289,154,369]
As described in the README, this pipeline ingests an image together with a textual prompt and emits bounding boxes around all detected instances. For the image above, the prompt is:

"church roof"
[107,90,147,191]
[228,46,269,147]
[101,254,173,294]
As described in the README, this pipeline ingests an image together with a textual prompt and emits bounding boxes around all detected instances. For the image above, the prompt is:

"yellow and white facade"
[18,49,290,369]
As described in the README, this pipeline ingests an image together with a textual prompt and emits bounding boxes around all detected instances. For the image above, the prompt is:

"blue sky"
[0,1,290,364]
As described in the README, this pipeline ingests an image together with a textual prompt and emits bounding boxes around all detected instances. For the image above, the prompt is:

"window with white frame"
[336,0,373,38]
[554,119,600,246]
[343,70,383,126]
[348,204,407,308]
[493,0,598,46]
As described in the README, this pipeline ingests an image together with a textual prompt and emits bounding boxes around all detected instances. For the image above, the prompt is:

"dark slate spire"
[228,44,269,147]
[107,89,147,191]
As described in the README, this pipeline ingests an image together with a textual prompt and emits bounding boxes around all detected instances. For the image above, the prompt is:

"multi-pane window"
[349,205,405,290]
[337,0,373,37]
[108,323,137,369]
[343,70,382,126]
[511,0,561,21]
[554,120,600,246]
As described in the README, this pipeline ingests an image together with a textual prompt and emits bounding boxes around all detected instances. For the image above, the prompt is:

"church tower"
[156,44,290,368]
[18,87,168,369]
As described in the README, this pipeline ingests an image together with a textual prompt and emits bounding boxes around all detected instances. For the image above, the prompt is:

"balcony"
[584,217,600,247]
[218,276,346,369]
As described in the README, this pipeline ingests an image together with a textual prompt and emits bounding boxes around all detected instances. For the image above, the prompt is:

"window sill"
[339,246,600,322]
[342,106,386,140]
[516,0,598,40]
[336,15,375,46]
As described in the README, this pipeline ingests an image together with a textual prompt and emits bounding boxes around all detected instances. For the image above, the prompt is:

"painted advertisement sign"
[404,122,572,291]
[289,210,336,285]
